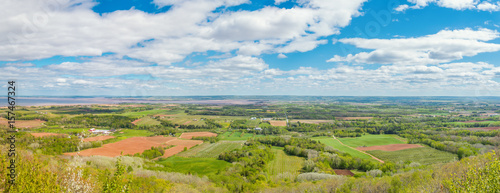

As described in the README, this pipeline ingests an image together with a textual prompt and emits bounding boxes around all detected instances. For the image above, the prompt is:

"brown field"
[333,169,354,176]
[0,118,46,128]
[466,127,500,131]
[65,136,203,158]
[291,120,334,124]
[269,120,287,126]
[336,117,373,120]
[161,139,204,158]
[30,133,67,137]
[179,132,217,139]
[356,144,423,151]
[83,136,116,142]
[65,136,177,157]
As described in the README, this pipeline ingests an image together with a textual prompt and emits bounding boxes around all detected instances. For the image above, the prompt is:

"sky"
[1,0,500,96]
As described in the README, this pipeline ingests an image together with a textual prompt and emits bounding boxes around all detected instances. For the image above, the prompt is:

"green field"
[219,131,264,141]
[266,148,304,176]
[112,129,154,137]
[312,137,373,160]
[338,134,405,147]
[135,116,161,126]
[192,141,244,158]
[32,127,89,134]
[367,147,457,165]
[155,156,231,176]
[120,109,171,117]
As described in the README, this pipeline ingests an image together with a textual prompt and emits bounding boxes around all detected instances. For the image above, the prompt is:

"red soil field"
[83,136,115,142]
[336,117,373,120]
[0,118,46,128]
[356,144,423,151]
[333,170,354,176]
[467,127,500,131]
[160,139,204,158]
[30,133,67,137]
[179,132,218,139]
[65,136,177,157]
[269,120,287,126]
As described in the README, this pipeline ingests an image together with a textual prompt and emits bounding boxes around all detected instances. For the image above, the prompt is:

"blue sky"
[1,0,500,96]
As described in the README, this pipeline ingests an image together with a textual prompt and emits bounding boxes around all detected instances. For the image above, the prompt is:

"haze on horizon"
[1,0,500,96]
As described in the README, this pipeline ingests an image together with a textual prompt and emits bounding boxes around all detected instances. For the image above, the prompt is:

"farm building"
[88,128,112,134]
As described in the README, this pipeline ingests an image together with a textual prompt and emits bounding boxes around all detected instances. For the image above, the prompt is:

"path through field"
[333,135,384,163]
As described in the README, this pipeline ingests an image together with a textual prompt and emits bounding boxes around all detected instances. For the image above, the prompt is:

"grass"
[367,146,457,165]
[219,131,264,141]
[135,116,161,126]
[338,134,405,147]
[266,148,304,176]
[192,141,244,158]
[175,143,213,157]
[112,129,154,137]
[31,128,89,134]
[155,156,231,176]
[312,137,373,160]
[120,109,171,117]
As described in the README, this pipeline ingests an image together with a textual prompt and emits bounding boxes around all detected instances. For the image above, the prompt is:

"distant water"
[0,97,260,107]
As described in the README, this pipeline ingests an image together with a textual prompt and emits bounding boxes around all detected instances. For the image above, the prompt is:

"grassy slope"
[367,146,457,165]
[193,141,244,158]
[155,156,231,176]
[266,148,304,176]
[135,116,161,126]
[219,131,265,141]
[312,137,373,160]
[338,134,404,147]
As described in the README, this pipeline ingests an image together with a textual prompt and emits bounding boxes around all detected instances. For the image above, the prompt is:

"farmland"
[338,134,405,147]
[367,146,457,165]
[1,96,500,192]
[190,141,244,158]
[154,156,232,176]
[312,137,373,160]
[266,148,304,176]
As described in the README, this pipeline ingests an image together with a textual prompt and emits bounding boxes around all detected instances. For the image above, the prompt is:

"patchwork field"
[367,147,457,165]
[266,148,304,176]
[191,141,244,158]
[131,116,161,126]
[155,156,231,176]
[312,137,373,160]
[179,132,217,139]
[336,117,373,120]
[269,120,287,126]
[338,134,405,147]
[357,144,423,151]
[219,131,264,141]
[0,117,45,128]
[291,120,335,124]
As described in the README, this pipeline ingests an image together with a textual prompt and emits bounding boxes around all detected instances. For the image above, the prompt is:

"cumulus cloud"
[328,28,500,65]
[395,0,500,11]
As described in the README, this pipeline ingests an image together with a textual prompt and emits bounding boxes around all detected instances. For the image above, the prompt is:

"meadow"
[367,146,457,165]
[266,147,304,176]
[338,134,405,147]
[312,136,373,160]
[219,131,265,140]
[154,156,232,176]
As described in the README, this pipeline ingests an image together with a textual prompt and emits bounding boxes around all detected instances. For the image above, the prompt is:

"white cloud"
[0,0,367,63]
[277,53,287,58]
[328,28,500,65]
[395,0,500,11]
